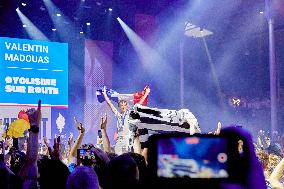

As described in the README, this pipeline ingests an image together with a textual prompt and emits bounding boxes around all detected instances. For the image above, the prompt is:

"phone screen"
[77,149,96,161]
[157,136,229,179]
[98,130,102,138]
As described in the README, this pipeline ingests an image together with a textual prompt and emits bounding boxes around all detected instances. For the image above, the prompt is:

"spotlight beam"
[202,37,226,111]
[117,17,162,67]
[16,8,49,41]
[117,17,179,99]
[43,0,78,41]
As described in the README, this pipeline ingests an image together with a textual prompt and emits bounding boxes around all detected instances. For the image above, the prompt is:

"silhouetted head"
[38,159,70,189]
[67,166,99,189]
[105,154,139,189]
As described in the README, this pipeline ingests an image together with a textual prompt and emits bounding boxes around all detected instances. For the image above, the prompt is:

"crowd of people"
[1,97,284,189]
[254,130,284,189]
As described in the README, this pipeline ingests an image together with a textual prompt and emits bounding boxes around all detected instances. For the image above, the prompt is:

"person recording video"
[146,126,267,189]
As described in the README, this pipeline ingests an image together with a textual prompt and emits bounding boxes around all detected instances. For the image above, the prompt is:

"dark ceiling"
[1,0,284,41]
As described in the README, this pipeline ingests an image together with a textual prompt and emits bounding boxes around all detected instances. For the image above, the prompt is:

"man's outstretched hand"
[102,86,107,96]
[144,86,151,95]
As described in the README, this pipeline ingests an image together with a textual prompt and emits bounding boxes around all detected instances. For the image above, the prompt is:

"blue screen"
[0,37,68,107]
[157,136,229,178]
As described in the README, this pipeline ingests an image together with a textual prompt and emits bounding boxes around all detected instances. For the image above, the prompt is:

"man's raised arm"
[102,87,120,116]
[138,86,150,105]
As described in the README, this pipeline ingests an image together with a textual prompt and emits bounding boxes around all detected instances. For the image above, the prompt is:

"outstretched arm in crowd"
[43,137,51,157]
[268,157,284,188]
[43,135,63,160]
[142,148,148,163]
[215,122,222,135]
[208,122,222,135]
[133,136,142,154]
[68,117,85,163]
[67,132,73,158]
[52,136,62,160]
[19,100,41,183]
[100,114,111,153]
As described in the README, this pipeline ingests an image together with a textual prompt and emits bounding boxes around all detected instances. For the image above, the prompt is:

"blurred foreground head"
[67,166,99,189]
[105,154,139,189]
[38,159,70,189]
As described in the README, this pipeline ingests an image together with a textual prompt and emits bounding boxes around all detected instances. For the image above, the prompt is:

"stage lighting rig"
[184,22,213,38]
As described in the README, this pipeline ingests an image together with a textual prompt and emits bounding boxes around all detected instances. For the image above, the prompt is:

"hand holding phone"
[74,117,85,134]
[156,135,229,179]
[77,149,96,166]
[147,133,243,183]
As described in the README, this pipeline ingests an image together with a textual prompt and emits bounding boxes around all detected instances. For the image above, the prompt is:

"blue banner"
[0,37,68,107]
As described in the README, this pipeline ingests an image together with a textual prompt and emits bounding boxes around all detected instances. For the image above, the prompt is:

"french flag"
[96,85,149,106]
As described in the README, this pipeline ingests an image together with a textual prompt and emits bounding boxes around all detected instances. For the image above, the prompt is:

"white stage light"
[184,22,213,38]
[16,8,49,40]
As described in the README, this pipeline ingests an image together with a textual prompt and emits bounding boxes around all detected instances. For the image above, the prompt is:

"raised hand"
[100,113,107,130]
[207,122,222,135]
[74,117,85,134]
[43,137,50,147]
[102,86,107,96]
[144,85,151,94]
[68,132,74,145]
[214,122,222,135]
[26,100,42,126]
[53,135,61,160]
